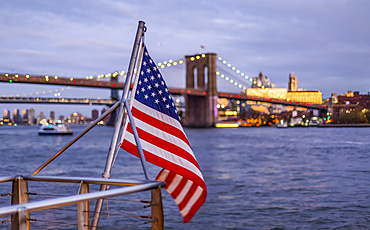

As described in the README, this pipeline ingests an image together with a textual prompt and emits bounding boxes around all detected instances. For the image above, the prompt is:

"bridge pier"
[107,74,119,126]
[183,53,218,128]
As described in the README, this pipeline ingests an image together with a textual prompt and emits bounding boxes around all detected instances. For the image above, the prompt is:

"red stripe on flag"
[178,183,198,210]
[163,172,176,189]
[131,107,190,146]
[122,139,206,189]
[125,123,200,169]
[170,177,188,199]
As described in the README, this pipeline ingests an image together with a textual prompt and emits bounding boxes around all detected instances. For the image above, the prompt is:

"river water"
[0,125,369,229]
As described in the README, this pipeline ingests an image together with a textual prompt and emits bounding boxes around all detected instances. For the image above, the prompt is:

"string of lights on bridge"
[3,53,292,102]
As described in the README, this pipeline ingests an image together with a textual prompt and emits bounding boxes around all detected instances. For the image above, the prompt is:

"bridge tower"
[183,53,218,127]
[107,75,119,126]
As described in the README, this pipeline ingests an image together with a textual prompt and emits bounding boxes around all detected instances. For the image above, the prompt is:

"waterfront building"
[13,109,22,124]
[2,109,11,123]
[92,109,99,121]
[28,108,36,125]
[288,72,298,91]
[50,111,55,120]
[251,72,275,88]
[286,91,323,104]
[330,91,370,123]
[36,112,46,125]
[22,109,29,125]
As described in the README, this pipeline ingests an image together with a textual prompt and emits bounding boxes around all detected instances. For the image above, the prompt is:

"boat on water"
[309,117,320,127]
[38,121,73,135]
[277,120,288,128]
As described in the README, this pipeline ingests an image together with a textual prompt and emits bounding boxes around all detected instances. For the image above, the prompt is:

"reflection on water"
[0,126,369,229]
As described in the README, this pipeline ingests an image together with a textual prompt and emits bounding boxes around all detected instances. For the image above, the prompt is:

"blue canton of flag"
[135,47,179,122]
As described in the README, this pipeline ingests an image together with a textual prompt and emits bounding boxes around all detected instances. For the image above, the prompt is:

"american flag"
[121,46,207,223]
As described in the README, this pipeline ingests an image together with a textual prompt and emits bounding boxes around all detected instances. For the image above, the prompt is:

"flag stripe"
[178,183,198,210]
[125,120,200,168]
[131,103,191,147]
[168,174,183,193]
[175,180,193,205]
[122,136,206,189]
[132,99,184,132]
[180,186,205,221]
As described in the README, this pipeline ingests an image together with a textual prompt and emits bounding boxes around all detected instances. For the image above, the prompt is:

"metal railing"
[0,175,165,230]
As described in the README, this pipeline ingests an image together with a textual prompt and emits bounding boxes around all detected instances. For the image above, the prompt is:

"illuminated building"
[246,72,323,107]
[251,72,275,88]
[330,91,370,123]
[13,109,22,124]
[28,108,36,125]
[2,109,11,123]
[286,91,322,104]
[288,72,298,91]
[22,109,29,125]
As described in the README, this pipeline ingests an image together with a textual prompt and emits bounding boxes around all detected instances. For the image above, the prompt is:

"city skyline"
[1,1,370,116]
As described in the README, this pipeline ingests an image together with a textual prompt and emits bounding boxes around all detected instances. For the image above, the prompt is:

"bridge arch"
[183,53,218,127]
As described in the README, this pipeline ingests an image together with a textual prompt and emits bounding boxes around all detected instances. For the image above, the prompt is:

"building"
[288,72,298,91]
[22,109,29,125]
[3,109,11,123]
[330,91,370,123]
[50,111,55,120]
[13,109,22,124]
[251,72,275,88]
[92,109,99,121]
[28,108,36,125]
[286,91,322,104]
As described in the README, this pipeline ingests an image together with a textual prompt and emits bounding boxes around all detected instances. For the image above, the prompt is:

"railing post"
[11,176,30,230]
[151,187,164,230]
[77,182,90,230]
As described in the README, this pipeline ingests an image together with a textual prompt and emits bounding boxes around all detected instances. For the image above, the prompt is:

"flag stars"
[155,99,159,104]
[138,80,142,85]
[143,61,147,66]
[162,97,167,102]
[150,76,155,80]
[144,95,148,99]
[147,85,152,90]
[154,83,159,88]
[158,90,163,95]
[166,104,170,109]
[146,69,151,73]
[151,92,156,97]
[144,78,148,83]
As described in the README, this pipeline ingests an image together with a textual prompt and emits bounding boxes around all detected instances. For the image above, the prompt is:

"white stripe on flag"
[180,186,204,217]
[133,116,194,156]
[175,180,193,204]
[133,99,184,131]
[167,174,183,193]
[156,169,170,182]
[125,132,204,180]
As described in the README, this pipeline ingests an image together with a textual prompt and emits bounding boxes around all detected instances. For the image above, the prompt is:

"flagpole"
[111,42,145,169]
[91,21,146,230]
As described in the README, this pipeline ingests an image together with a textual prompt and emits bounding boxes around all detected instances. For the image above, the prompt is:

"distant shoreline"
[318,123,370,128]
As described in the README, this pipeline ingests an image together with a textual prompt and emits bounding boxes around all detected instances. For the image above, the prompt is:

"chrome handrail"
[0,181,165,216]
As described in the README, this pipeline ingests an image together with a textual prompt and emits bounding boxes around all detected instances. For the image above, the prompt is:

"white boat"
[309,117,320,127]
[38,121,73,135]
[277,120,288,128]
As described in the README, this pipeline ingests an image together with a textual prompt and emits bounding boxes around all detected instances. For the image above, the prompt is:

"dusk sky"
[1,0,369,117]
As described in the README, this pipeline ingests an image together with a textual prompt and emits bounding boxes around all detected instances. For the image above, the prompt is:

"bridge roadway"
[0,73,326,110]
[0,96,115,105]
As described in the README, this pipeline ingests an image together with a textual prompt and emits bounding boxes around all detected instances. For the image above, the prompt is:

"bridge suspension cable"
[216,56,291,102]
